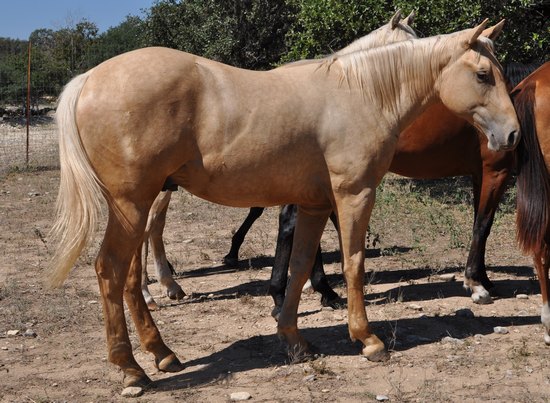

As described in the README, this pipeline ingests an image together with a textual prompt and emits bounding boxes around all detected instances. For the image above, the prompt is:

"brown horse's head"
[437,20,520,151]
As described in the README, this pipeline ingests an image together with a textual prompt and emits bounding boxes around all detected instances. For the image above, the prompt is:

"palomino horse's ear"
[481,19,505,41]
[402,10,415,26]
[389,9,403,29]
[468,18,490,46]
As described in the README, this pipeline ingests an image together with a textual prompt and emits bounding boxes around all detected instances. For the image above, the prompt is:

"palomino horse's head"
[437,20,520,151]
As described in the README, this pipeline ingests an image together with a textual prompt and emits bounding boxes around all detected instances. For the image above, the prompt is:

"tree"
[144,0,296,69]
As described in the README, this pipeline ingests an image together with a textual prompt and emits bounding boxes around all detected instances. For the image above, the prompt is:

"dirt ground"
[1,169,549,402]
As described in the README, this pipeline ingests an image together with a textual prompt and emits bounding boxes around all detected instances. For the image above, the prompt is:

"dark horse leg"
[463,155,513,304]
[270,205,343,320]
[223,207,265,267]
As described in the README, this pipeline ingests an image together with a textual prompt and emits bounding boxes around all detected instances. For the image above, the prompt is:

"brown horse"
[140,10,419,309]
[514,61,550,345]
[48,21,518,390]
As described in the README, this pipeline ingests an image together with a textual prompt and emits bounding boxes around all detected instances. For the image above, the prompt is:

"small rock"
[6,330,19,337]
[441,336,464,345]
[376,395,390,401]
[303,374,316,382]
[525,366,534,374]
[438,273,456,282]
[230,391,252,401]
[321,389,329,393]
[88,300,98,305]
[207,293,215,299]
[493,326,509,334]
[408,304,423,311]
[121,386,144,398]
[28,191,40,197]
[1,346,8,350]
[23,329,37,338]
[455,308,474,318]
[515,294,529,299]
[321,306,334,312]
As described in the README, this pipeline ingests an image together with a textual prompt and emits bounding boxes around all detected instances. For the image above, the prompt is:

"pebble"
[6,330,19,337]
[303,374,316,382]
[438,273,456,282]
[441,336,464,345]
[515,294,529,299]
[455,308,474,318]
[23,329,37,338]
[408,304,423,311]
[376,395,390,401]
[121,386,144,398]
[230,391,252,401]
[493,326,509,334]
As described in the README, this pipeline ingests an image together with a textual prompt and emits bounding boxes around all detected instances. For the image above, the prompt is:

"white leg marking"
[541,304,550,346]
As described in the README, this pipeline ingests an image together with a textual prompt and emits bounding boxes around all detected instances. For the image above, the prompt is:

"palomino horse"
[49,21,519,389]
[144,21,517,311]
[514,61,550,345]
[140,10,418,309]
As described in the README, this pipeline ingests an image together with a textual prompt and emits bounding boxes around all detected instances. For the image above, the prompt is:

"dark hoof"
[287,343,316,364]
[223,254,238,268]
[155,354,185,373]
[271,306,281,321]
[321,295,346,310]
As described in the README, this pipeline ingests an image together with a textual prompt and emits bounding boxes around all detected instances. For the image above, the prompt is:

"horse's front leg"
[463,163,511,304]
[335,189,388,361]
[277,206,330,358]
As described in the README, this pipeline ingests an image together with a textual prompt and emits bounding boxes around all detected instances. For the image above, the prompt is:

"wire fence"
[1,44,60,177]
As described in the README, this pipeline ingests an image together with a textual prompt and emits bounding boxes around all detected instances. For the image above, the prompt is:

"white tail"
[48,71,105,287]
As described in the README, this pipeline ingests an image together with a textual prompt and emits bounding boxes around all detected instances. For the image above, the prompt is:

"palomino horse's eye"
[476,71,489,83]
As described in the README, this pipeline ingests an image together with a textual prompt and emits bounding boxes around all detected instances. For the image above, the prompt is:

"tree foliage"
[0,0,547,104]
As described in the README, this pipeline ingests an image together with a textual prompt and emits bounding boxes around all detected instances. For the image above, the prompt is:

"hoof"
[147,300,159,311]
[362,335,388,362]
[271,306,281,322]
[321,295,346,310]
[166,283,186,300]
[287,343,315,363]
[223,255,238,268]
[155,353,185,373]
[469,285,492,305]
[123,371,152,389]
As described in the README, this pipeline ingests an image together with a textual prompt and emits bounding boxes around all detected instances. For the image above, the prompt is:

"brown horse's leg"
[335,190,387,361]
[277,206,329,357]
[464,166,511,304]
[535,245,550,345]
[125,243,185,373]
[146,191,185,302]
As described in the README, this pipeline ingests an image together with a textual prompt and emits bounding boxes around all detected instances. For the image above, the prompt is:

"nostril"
[507,130,518,147]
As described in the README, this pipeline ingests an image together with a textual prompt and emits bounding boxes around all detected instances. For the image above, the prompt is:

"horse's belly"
[172,159,330,208]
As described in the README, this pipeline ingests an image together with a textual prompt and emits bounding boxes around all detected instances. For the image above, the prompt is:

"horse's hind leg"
[534,244,550,345]
[95,198,183,386]
[145,190,185,302]
[224,207,265,267]
[463,163,511,304]
[125,242,185,373]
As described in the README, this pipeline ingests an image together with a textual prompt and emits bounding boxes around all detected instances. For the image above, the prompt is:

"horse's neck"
[341,36,455,132]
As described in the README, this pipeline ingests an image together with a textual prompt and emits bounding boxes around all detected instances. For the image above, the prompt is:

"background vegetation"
[0,0,548,106]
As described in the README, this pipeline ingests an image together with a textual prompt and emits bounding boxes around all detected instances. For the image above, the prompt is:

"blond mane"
[321,31,497,116]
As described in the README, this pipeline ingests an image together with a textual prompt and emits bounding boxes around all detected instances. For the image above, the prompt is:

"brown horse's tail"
[48,71,105,287]
[515,81,549,255]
